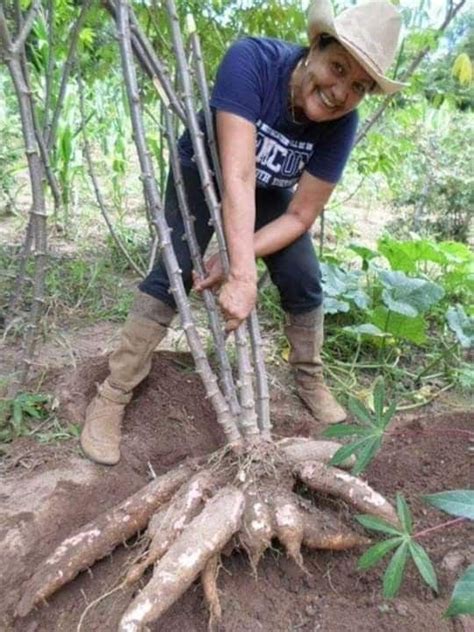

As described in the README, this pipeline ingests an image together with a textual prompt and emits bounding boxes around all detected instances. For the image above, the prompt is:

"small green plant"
[356,494,438,598]
[423,490,474,618]
[0,392,51,442]
[323,377,396,474]
[357,490,474,615]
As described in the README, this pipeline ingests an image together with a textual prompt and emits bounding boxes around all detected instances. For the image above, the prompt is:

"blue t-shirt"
[178,37,358,188]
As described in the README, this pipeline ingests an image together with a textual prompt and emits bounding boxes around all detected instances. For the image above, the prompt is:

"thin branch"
[77,73,146,279]
[45,0,93,150]
[12,0,40,55]
[163,103,241,420]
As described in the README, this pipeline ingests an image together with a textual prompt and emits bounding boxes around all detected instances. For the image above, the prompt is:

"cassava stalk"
[0,5,48,388]
[163,105,241,419]
[164,0,259,438]
[115,0,241,445]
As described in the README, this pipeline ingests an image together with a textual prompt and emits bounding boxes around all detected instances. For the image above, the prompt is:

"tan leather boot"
[284,307,347,425]
[80,292,174,465]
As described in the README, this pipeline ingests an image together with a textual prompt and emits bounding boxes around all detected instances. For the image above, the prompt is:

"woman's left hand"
[192,253,225,293]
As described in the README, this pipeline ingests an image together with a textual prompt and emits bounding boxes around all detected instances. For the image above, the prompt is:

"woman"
[81,0,405,465]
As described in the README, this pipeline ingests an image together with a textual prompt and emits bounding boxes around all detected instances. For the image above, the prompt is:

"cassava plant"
[13,2,403,630]
[357,490,474,617]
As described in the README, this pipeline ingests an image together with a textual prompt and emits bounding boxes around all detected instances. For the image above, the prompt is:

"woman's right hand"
[218,276,257,331]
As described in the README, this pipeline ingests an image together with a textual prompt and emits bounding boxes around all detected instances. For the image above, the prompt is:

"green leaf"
[343,324,388,338]
[383,542,409,598]
[380,401,397,430]
[423,490,474,520]
[324,297,350,314]
[358,537,403,570]
[323,424,369,439]
[329,438,371,468]
[446,305,474,349]
[370,306,427,345]
[378,270,444,317]
[445,564,474,617]
[396,495,413,533]
[372,378,385,420]
[408,541,438,593]
[356,515,403,536]
[347,397,374,425]
[353,437,382,475]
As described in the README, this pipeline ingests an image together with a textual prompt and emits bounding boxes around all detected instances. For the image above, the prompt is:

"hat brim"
[307,1,407,95]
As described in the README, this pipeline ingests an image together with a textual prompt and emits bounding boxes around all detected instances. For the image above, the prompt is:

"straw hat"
[307,0,406,94]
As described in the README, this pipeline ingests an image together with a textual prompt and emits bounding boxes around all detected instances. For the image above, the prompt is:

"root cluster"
[16,438,398,630]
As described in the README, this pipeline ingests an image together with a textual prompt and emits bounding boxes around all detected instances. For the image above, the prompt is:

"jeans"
[139,166,323,315]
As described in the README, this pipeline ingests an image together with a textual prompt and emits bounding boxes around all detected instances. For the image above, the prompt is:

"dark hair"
[317,33,338,50]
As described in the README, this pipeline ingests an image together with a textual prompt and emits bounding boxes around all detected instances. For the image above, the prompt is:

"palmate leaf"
[329,437,371,468]
[352,437,382,475]
[408,541,438,593]
[323,424,369,439]
[372,377,385,420]
[445,564,474,617]
[423,490,474,520]
[383,541,409,598]
[356,515,404,537]
[380,401,397,430]
[347,397,374,425]
[396,494,413,533]
[358,537,403,571]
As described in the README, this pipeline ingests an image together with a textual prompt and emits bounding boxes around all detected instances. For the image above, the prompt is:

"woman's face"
[293,40,375,122]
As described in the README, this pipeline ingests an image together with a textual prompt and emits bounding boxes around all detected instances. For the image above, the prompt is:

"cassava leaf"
[423,490,474,520]
[383,542,409,598]
[329,438,371,468]
[323,424,369,439]
[352,437,382,475]
[356,515,403,536]
[372,377,385,420]
[347,397,374,425]
[358,537,403,571]
[408,541,438,593]
[396,495,413,533]
[445,564,474,617]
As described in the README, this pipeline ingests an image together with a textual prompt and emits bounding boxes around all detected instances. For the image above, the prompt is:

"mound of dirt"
[1,352,472,632]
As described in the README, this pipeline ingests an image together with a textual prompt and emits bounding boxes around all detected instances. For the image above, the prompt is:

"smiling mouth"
[317,89,338,111]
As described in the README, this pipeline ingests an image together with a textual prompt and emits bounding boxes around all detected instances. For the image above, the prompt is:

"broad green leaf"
[445,564,474,617]
[383,542,409,598]
[373,378,385,420]
[349,243,380,263]
[370,307,426,345]
[408,541,438,592]
[324,297,350,314]
[423,490,474,520]
[353,437,382,475]
[396,495,413,533]
[356,515,403,536]
[358,537,403,570]
[446,305,474,349]
[378,270,444,316]
[347,397,374,425]
[323,424,369,438]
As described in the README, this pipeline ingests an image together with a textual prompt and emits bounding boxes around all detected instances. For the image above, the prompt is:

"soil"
[0,351,473,632]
